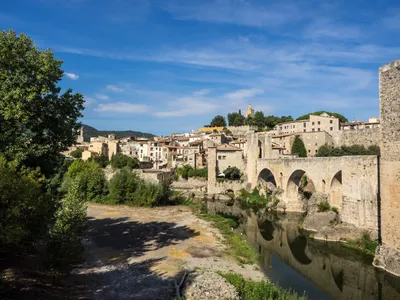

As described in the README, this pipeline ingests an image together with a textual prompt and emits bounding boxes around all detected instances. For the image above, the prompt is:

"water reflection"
[207,201,400,300]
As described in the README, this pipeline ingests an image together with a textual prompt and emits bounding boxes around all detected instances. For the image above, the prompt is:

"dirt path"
[65,203,266,300]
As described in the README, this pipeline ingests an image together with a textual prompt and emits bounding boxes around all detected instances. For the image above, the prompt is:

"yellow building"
[199,126,225,132]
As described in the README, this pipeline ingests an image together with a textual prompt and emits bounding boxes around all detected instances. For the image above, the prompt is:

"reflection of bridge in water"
[207,201,400,300]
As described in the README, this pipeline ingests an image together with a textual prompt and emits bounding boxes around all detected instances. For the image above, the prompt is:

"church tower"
[245,104,255,118]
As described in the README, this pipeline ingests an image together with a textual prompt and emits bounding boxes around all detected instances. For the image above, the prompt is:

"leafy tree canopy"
[296,111,348,123]
[210,115,227,127]
[227,112,246,126]
[0,29,84,173]
[291,135,307,157]
[71,148,84,159]
[110,153,139,169]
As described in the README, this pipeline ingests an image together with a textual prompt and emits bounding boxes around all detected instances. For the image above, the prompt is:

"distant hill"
[81,124,156,142]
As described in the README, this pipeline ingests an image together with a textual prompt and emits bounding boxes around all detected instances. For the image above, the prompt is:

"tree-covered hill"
[82,124,155,141]
[296,111,348,123]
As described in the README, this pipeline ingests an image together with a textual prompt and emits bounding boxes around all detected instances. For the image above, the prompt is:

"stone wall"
[227,125,257,135]
[208,180,246,195]
[374,59,400,277]
[332,128,381,147]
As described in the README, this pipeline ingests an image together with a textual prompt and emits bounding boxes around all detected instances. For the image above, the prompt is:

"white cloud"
[192,89,211,96]
[95,102,150,113]
[154,88,265,118]
[84,96,95,106]
[65,72,79,80]
[106,85,124,92]
[95,93,109,100]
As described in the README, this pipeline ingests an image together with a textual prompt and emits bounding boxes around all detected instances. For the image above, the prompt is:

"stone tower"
[76,126,84,144]
[245,104,255,118]
[374,59,400,276]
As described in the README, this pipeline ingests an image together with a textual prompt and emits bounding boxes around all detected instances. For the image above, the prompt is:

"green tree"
[223,167,241,180]
[253,111,266,131]
[47,178,87,271]
[71,148,84,159]
[291,135,307,157]
[88,154,109,168]
[110,153,139,169]
[0,30,84,172]
[177,164,194,179]
[61,160,108,202]
[227,112,246,126]
[296,111,348,123]
[210,115,227,127]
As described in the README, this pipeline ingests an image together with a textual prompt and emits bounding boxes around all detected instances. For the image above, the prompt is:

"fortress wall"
[332,128,381,147]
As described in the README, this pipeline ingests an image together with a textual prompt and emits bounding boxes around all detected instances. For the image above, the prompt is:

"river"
[207,200,400,300]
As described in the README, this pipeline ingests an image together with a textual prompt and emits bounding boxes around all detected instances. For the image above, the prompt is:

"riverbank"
[66,203,269,299]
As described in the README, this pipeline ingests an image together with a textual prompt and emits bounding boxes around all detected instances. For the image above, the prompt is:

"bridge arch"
[330,170,343,209]
[286,170,316,210]
[258,168,277,187]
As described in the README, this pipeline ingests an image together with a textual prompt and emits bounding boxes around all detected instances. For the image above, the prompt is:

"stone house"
[215,144,244,174]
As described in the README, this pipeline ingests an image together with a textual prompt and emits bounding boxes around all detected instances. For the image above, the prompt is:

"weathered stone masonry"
[374,59,400,276]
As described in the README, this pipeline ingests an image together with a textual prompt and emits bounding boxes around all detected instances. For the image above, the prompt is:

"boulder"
[303,211,337,232]
[183,271,239,300]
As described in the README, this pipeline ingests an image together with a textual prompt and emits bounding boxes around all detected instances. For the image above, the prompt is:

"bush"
[107,167,171,207]
[88,154,109,168]
[219,272,307,300]
[238,188,273,212]
[47,178,87,271]
[223,166,241,180]
[291,135,307,157]
[70,148,84,158]
[344,232,378,255]
[317,200,331,212]
[177,164,193,179]
[315,144,380,157]
[188,167,208,179]
[110,153,139,169]
[61,159,108,202]
[0,158,54,248]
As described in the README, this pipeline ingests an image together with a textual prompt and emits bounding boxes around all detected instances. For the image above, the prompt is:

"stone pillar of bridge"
[265,134,272,158]
[374,59,400,276]
[246,131,259,189]
[207,146,217,195]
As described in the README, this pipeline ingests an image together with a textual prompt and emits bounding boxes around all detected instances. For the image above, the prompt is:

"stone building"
[272,113,340,135]
[215,144,244,174]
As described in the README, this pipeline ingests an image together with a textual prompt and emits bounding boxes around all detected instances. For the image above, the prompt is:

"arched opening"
[286,228,312,265]
[258,220,275,241]
[330,171,343,209]
[258,140,262,158]
[286,170,316,210]
[258,168,277,195]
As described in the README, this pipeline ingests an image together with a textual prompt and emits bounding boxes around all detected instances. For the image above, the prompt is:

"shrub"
[317,200,331,212]
[315,144,380,157]
[110,153,139,169]
[291,135,307,157]
[0,159,53,248]
[47,178,87,271]
[61,159,108,202]
[238,188,273,212]
[219,272,307,300]
[177,164,193,179]
[88,154,109,168]
[70,148,84,158]
[107,167,171,207]
[223,166,241,180]
[188,167,208,179]
[344,232,378,255]
[331,206,339,214]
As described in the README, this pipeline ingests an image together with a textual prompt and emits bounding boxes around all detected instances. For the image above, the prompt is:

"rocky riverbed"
[63,203,266,299]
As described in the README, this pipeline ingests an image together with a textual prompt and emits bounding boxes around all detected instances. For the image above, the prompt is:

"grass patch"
[198,212,259,264]
[219,272,308,300]
[179,198,258,264]
[343,232,378,255]
[317,200,331,212]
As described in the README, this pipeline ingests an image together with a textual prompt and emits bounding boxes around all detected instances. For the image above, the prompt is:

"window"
[318,121,320,125]
[223,156,226,159]
[303,123,306,128]
[330,127,333,131]
[318,128,321,131]
[312,122,315,125]
[315,143,318,146]
[218,156,221,159]
[330,120,333,124]
[303,129,306,132]
[312,129,315,132]
[308,150,311,153]
[316,149,318,153]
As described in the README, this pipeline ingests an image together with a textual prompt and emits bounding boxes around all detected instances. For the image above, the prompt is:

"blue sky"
[2,0,400,135]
